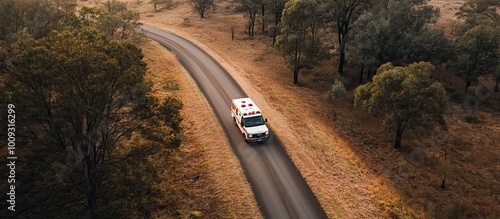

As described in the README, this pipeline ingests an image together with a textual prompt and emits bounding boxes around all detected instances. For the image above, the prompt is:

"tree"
[354,62,448,148]
[235,0,261,37]
[494,65,500,92]
[324,0,369,76]
[0,0,21,42]
[3,27,182,216]
[276,0,325,84]
[80,3,142,41]
[328,79,346,101]
[448,25,499,92]
[4,0,72,39]
[406,28,453,64]
[347,11,380,84]
[150,0,163,11]
[269,0,287,45]
[53,0,78,13]
[189,0,215,18]
[376,0,440,63]
[457,0,500,26]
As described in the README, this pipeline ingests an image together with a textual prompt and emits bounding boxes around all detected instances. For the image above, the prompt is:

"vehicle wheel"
[243,133,248,142]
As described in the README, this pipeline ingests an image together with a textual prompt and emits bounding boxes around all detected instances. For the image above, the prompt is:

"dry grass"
[428,0,467,37]
[83,0,500,218]
[139,42,261,218]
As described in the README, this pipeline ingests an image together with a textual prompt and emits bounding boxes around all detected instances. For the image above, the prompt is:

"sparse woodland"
[1,0,499,218]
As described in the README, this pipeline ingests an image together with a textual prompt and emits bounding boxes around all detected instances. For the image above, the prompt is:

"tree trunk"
[293,69,299,84]
[394,126,403,148]
[84,153,97,214]
[272,28,277,45]
[248,23,252,37]
[465,79,472,92]
[272,0,280,46]
[495,81,499,92]
[261,4,265,33]
[338,39,346,76]
[251,11,256,37]
[359,64,364,84]
[366,67,373,80]
[337,20,348,76]
[339,46,345,76]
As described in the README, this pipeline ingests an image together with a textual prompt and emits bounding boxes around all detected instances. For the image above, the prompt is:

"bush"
[328,79,346,102]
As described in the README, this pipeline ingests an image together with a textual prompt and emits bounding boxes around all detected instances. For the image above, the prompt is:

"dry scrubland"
[83,0,500,218]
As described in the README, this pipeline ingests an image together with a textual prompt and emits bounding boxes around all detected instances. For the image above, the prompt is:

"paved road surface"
[142,26,327,219]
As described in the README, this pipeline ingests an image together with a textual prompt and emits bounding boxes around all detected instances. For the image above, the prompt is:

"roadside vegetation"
[1,0,498,218]
[0,0,184,217]
[133,0,498,218]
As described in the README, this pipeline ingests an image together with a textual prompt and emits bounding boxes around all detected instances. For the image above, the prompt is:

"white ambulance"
[231,98,269,142]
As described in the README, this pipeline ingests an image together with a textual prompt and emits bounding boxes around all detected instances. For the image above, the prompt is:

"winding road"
[141,26,327,219]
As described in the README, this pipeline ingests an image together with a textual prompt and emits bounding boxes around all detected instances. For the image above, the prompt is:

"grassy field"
[82,0,500,218]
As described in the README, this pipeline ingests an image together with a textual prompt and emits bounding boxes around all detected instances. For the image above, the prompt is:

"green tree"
[235,0,261,37]
[3,27,182,216]
[79,3,142,41]
[448,25,499,92]
[347,11,380,84]
[189,0,215,18]
[354,62,448,148]
[406,28,453,64]
[276,0,324,84]
[376,0,440,63]
[457,0,500,26]
[0,0,21,42]
[269,0,287,45]
[324,0,369,76]
[2,0,73,39]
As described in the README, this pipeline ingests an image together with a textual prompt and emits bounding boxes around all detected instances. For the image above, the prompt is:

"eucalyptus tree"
[346,11,380,84]
[268,0,287,45]
[448,25,500,92]
[3,27,183,217]
[355,62,448,148]
[324,0,370,76]
[235,0,261,37]
[190,0,215,18]
[276,0,325,84]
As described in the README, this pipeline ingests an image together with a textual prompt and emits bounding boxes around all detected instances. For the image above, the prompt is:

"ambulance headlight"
[265,131,269,135]
[248,134,253,138]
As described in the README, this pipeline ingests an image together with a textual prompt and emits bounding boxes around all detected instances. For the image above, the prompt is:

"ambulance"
[231,98,269,142]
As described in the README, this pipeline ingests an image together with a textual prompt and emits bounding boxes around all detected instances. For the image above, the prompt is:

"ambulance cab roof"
[232,98,262,117]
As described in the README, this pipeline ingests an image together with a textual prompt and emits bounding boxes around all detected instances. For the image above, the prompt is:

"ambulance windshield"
[243,116,265,127]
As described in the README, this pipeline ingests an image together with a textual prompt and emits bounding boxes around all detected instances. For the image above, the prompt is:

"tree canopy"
[0,1,183,217]
[2,25,183,217]
[190,0,215,18]
[354,62,448,148]
[448,24,500,91]
[276,0,325,84]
